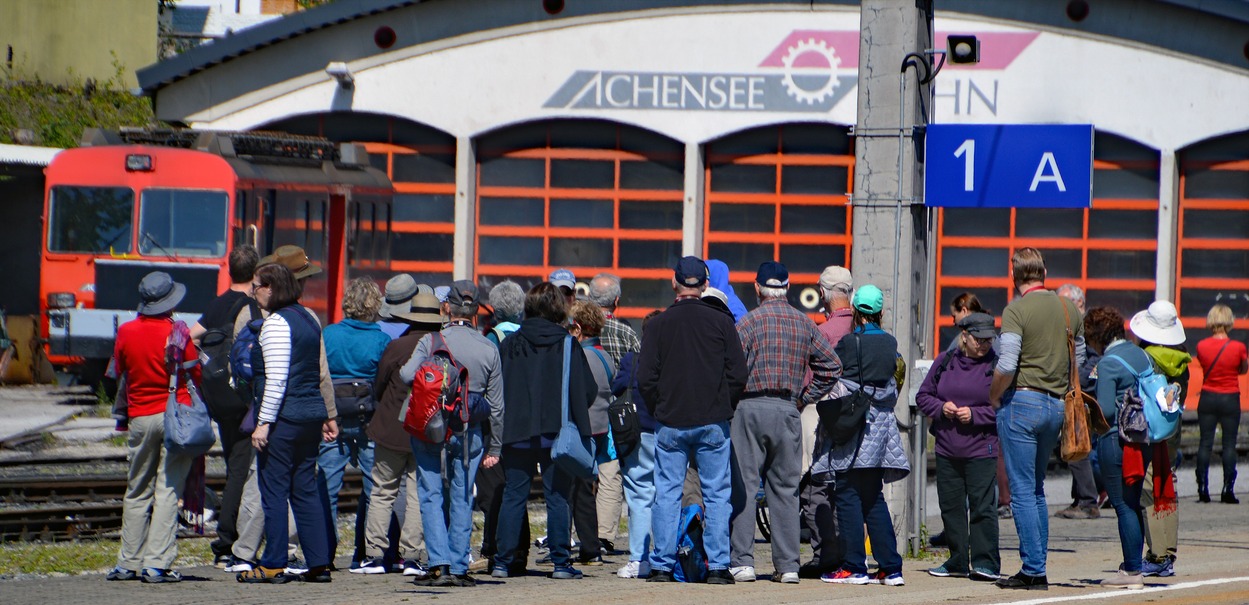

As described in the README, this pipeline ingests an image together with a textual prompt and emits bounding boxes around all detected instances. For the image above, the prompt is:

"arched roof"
[137,0,1249,96]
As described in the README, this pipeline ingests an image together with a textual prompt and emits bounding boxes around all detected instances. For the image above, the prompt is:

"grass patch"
[0,536,213,578]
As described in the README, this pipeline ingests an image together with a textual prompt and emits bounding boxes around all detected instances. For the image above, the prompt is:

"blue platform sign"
[925,124,1093,208]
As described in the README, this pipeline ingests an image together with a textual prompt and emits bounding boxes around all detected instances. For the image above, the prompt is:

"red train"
[41,128,393,383]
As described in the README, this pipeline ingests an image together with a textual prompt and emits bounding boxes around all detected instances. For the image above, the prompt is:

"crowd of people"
[103,244,1243,590]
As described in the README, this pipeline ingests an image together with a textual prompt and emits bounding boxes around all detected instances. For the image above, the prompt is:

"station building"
[136,0,1249,404]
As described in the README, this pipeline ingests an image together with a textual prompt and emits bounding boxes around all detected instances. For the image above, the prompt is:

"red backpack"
[403,333,470,444]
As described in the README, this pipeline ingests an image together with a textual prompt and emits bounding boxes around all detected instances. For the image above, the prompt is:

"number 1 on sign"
[954,139,975,191]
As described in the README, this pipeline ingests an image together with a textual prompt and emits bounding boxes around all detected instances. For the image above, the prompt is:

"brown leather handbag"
[1059,300,1110,462]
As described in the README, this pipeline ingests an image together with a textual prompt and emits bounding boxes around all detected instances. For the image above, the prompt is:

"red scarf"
[1122,442,1177,516]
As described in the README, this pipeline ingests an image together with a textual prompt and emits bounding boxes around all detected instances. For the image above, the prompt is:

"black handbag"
[817,333,871,447]
[605,352,642,460]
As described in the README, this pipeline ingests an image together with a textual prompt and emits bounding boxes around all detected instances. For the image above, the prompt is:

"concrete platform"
[0,385,96,446]
[3,474,1249,604]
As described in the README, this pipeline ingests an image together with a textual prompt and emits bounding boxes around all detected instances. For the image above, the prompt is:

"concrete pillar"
[454,135,476,279]
[683,141,706,257]
[852,0,934,554]
[1155,149,1179,303]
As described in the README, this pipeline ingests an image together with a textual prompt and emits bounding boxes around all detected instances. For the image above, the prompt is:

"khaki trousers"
[117,413,194,571]
[1142,435,1180,561]
[364,444,424,560]
[232,459,298,562]
[596,459,625,541]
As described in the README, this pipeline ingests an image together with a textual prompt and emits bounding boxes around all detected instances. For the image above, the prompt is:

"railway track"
[0,473,363,543]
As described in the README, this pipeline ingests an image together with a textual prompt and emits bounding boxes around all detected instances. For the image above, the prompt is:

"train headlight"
[125,154,153,172]
[46,292,76,309]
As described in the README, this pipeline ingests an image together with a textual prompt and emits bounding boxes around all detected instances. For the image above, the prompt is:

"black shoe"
[599,538,622,556]
[1222,490,1240,504]
[1198,490,1212,503]
[995,571,1048,590]
[706,569,736,585]
[579,554,604,566]
[928,531,948,547]
[798,562,836,579]
[433,571,473,587]
[414,565,449,586]
[647,569,675,582]
[302,566,332,583]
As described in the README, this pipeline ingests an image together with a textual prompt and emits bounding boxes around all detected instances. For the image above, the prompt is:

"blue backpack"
[1104,354,1182,442]
[230,318,263,386]
[673,503,708,583]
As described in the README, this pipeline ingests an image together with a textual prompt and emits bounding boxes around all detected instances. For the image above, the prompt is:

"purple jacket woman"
[915,312,1000,581]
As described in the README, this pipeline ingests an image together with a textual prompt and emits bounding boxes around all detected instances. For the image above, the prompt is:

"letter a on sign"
[1029,152,1066,192]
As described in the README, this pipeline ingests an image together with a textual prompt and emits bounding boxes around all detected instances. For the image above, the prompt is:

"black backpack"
[199,296,259,419]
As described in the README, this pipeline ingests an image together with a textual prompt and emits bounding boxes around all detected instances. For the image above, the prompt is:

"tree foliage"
[0,56,157,149]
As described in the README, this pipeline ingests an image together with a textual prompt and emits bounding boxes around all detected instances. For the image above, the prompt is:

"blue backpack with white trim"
[1104,354,1182,443]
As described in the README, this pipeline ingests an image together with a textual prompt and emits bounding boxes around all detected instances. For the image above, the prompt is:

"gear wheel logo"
[781,39,841,104]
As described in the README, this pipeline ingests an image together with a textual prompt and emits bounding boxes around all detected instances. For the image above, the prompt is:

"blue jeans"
[651,421,731,572]
[495,445,574,570]
[996,389,1064,577]
[835,468,903,574]
[411,427,484,575]
[621,431,657,563]
[317,414,376,561]
[1097,434,1147,572]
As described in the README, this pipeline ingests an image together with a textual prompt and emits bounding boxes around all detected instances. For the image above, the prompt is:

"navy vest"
[256,305,328,424]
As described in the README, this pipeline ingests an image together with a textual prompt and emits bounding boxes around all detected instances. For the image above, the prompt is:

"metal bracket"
[849,125,923,138]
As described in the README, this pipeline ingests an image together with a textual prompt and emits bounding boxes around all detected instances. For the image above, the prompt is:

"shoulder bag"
[817,333,872,447]
[1058,300,1109,462]
[164,321,216,457]
[552,335,597,478]
[605,353,642,460]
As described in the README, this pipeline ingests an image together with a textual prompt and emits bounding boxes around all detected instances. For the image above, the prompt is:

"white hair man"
[589,273,641,366]
[728,261,840,584]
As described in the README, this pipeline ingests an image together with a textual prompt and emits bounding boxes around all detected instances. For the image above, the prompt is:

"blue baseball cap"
[549,268,576,291]
[674,256,708,288]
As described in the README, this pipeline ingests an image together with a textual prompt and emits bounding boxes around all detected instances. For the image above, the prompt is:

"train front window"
[47,186,135,253]
[138,189,229,258]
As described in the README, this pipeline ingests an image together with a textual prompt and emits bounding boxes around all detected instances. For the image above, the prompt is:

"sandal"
[237,566,295,584]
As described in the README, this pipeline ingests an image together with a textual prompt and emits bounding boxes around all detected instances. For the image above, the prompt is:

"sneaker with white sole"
[774,572,799,584]
[871,571,905,586]
[1141,558,1174,578]
[285,556,309,575]
[141,568,183,583]
[1102,570,1144,590]
[224,559,255,573]
[821,568,872,584]
[403,560,429,578]
[730,565,756,582]
[617,560,639,580]
[351,557,387,574]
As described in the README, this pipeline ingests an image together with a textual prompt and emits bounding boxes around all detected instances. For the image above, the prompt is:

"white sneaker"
[1102,570,1144,590]
[730,566,756,582]
[351,557,387,574]
[779,572,800,584]
[617,561,641,578]
[223,560,254,573]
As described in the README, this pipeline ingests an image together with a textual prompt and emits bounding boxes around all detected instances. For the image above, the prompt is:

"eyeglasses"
[251,282,269,293]
[966,334,993,346]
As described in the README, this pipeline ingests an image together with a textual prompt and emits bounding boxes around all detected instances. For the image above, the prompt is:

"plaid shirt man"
[737,297,841,407]
[599,314,641,366]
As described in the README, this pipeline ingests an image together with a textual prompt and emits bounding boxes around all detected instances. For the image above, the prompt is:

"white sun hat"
[1129,300,1186,346]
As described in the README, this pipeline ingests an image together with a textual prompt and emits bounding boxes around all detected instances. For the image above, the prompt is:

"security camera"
[325,61,354,89]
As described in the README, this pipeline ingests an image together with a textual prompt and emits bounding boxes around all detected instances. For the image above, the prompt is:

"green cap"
[852,284,884,314]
